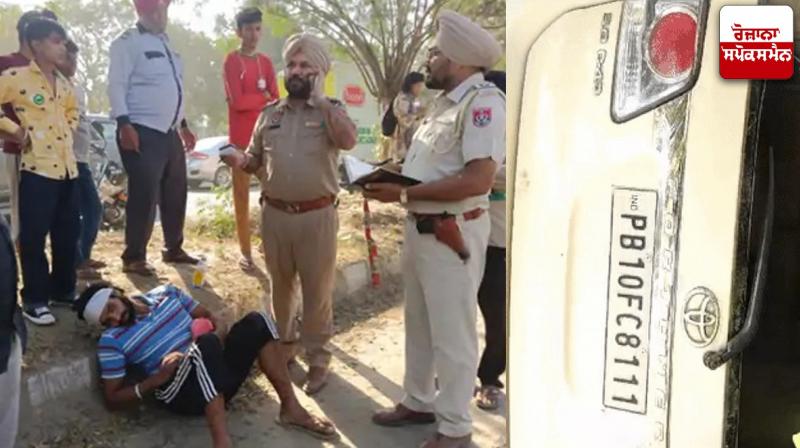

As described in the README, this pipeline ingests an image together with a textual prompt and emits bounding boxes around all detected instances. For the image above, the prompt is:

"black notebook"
[341,155,421,188]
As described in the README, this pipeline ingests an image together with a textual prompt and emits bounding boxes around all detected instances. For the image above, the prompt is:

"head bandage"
[84,288,113,326]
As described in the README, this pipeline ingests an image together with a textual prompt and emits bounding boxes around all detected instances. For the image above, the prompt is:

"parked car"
[507,0,794,447]
[186,136,235,189]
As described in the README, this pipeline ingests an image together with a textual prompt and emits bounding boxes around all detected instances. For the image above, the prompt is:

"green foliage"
[0,4,23,55]
[246,0,505,106]
[446,0,506,46]
[39,0,136,113]
[264,10,298,38]
[190,185,237,240]
[249,0,447,105]
[0,0,230,139]
[166,24,229,137]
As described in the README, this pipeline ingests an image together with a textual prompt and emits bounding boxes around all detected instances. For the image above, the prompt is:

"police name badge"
[268,111,283,129]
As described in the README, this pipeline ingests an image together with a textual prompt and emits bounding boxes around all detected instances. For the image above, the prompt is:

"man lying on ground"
[73,282,337,448]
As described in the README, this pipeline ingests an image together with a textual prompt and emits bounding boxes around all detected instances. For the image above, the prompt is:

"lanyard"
[238,51,264,82]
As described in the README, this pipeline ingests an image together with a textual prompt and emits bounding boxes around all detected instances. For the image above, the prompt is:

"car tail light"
[189,151,208,160]
[611,0,709,122]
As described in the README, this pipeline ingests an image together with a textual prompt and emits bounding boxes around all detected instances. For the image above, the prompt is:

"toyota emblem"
[682,287,720,347]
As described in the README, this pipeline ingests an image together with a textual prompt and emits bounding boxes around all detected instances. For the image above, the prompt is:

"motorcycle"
[89,126,127,231]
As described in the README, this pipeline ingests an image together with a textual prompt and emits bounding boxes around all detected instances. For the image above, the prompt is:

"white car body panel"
[508,1,756,446]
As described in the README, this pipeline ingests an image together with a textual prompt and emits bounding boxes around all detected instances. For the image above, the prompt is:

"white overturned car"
[507,0,795,446]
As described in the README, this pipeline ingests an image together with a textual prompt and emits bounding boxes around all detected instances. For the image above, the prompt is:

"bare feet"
[304,366,329,395]
[238,255,256,272]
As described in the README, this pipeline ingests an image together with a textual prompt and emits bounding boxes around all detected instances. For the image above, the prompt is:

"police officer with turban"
[367,11,505,448]
[222,33,358,396]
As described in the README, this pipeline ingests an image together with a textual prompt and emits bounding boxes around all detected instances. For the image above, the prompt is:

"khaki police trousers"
[260,203,338,368]
[401,212,490,438]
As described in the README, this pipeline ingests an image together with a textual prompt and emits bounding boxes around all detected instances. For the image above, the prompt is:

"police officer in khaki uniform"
[366,11,505,448]
[222,33,357,395]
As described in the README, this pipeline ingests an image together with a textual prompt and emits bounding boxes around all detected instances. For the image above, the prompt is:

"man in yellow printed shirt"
[0,18,79,326]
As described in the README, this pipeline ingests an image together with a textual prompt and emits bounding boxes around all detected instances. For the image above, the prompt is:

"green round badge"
[32,94,45,106]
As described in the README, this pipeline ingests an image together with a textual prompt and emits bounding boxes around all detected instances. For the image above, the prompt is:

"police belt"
[261,194,337,214]
[410,208,485,222]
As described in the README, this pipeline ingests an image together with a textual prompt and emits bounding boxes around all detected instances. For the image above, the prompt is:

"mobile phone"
[218,145,238,157]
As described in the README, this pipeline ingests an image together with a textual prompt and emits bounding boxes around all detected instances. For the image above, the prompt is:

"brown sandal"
[275,413,338,441]
[372,403,436,427]
[122,261,157,276]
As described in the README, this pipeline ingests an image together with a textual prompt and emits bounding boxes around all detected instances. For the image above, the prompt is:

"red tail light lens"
[647,11,699,79]
[189,151,208,160]
[611,0,708,123]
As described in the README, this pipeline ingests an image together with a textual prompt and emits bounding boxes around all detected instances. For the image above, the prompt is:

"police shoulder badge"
[472,107,492,127]
[267,110,283,129]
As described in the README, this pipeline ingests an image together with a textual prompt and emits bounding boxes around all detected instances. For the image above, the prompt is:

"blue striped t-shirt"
[97,284,199,380]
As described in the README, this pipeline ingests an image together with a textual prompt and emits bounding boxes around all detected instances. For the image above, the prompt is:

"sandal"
[87,259,107,269]
[275,413,338,441]
[123,261,157,277]
[475,385,502,411]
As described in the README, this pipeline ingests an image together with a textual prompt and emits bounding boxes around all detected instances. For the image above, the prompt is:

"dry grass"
[23,193,406,373]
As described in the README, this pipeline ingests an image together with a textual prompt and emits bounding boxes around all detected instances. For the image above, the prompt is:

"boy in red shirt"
[223,7,279,271]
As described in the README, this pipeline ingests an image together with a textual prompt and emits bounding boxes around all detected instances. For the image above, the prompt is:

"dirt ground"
[22,193,406,372]
[18,194,507,447]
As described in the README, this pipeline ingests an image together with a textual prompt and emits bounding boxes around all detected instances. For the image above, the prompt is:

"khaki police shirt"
[245,97,348,202]
[402,73,506,214]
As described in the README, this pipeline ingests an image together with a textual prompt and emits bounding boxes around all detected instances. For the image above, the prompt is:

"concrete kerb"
[16,252,404,444]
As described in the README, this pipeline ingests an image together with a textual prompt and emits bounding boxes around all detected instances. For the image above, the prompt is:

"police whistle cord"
[362,198,381,287]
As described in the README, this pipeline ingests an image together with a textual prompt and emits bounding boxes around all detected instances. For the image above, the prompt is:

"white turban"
[282,33,332,74]
[83,288,113,326]
[435,10,502,69]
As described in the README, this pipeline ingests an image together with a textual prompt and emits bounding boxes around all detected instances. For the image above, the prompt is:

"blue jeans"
[76,162,102,266]
[18,172,79,309]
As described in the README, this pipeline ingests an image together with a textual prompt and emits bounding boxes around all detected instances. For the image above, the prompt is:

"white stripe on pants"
[400,213,489,438]
[4,153,20,242]
[0,335,22,448]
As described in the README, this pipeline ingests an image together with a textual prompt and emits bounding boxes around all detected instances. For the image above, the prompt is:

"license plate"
[603,188,658,414]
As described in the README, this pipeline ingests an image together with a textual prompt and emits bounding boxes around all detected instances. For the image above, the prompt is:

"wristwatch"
[400,188,408,204]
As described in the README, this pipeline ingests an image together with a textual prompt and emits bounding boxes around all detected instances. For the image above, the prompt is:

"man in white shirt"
[58,40,104,282]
